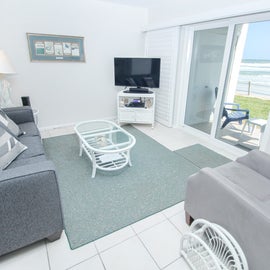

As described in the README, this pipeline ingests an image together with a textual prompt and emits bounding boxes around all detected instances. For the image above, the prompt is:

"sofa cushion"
[0,109,23,137]
[216,161,270,202]
[17,136,44,159]
[19,122,40,137]
[0,126,27,170]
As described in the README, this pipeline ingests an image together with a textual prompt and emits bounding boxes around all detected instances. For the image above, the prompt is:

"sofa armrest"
[0,161,63,256]
[0,160,56,182]
[2,106,34,124]
[236,149,270,179]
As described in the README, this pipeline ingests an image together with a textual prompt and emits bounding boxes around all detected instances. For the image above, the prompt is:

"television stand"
[117,90,155,127]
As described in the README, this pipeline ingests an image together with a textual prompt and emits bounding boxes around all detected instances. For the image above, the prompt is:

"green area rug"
[174,144,231,169]
[43,126,230,249]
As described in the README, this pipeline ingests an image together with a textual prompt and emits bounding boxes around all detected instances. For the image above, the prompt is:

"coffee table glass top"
[74,120,136,178]
[75,120,135,152]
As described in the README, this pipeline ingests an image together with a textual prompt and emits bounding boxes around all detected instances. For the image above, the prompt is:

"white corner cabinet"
[117,90,155,127]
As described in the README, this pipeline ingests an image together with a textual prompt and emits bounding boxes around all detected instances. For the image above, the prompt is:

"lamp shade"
[0,50,15,74]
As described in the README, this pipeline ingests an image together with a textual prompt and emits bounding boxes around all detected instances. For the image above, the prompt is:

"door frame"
[174,12,270,154]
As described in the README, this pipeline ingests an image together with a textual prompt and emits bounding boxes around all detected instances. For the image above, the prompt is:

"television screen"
[114,57,161,90]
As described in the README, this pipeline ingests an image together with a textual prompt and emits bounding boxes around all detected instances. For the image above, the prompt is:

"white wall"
[0,0,147,128]
[147,0,270,28]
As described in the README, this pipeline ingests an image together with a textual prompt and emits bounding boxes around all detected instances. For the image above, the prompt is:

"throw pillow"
[0,125,27,170]
[0,109,23,136]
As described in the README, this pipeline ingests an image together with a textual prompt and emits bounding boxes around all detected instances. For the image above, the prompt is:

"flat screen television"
[114,57,161,93]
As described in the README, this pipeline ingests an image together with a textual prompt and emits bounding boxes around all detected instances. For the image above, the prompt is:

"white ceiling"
[98,0,166,8]
[98,0,258,9]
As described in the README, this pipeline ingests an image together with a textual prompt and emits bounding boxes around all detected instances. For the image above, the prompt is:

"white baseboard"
[39,116,117,131]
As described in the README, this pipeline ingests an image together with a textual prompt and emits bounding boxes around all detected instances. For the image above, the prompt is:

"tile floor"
[0,122,242,270]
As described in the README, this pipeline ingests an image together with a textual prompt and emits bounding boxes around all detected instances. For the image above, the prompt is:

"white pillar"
[260,112,270,154]
[226,24,248,103]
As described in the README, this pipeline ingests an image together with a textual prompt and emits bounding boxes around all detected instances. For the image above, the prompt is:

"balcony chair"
[214,87,249,129]
[221,103,249,129]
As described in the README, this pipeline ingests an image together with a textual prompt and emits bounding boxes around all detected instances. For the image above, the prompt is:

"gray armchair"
[184,149,270,270]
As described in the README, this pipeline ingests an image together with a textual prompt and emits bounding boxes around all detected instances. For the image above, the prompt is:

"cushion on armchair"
[236,149,270,180]
[0,109,24,137]
[0,125,27,170]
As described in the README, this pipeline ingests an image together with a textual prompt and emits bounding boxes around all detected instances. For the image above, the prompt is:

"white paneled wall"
[145,27,180,127]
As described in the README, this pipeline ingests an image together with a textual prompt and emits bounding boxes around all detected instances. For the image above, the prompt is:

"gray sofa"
[184,149,270,270]
[0,106,63,256]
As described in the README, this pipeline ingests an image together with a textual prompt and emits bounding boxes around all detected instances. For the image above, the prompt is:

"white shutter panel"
[145,27,180,127]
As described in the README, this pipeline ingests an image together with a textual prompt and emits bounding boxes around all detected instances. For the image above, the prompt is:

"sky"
[243,21,270,60]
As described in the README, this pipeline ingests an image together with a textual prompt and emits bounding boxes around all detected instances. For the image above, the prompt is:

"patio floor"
[190,120,263,151]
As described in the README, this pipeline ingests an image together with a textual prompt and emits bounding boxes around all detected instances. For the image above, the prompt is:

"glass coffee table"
[74,120,136,178]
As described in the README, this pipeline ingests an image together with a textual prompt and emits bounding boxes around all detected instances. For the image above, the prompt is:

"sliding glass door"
[184,27,229,134]
[180,13,270,152]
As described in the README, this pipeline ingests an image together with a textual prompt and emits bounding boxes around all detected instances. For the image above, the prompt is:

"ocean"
[236,59,270,98]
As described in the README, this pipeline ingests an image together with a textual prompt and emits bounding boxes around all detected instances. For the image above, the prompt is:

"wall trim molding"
[144,7,270,32]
